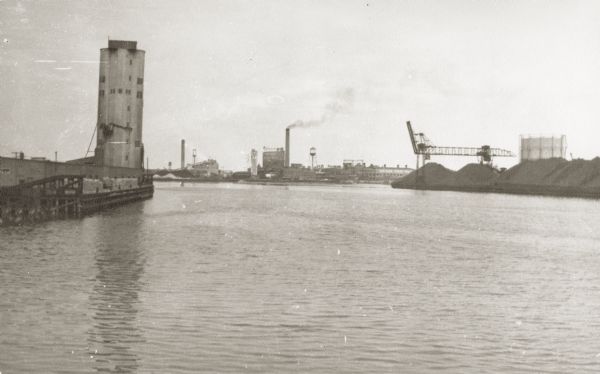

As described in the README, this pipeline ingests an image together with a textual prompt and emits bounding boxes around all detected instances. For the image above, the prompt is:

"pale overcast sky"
[1,0,600,170]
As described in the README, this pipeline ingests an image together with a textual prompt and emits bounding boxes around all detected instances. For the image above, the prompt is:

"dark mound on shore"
[391,163,454,187]
[496,157,600,188]
[391,163,498,188]
[392,158,600,194]
[496,158,567,186]
[453,163,500,186]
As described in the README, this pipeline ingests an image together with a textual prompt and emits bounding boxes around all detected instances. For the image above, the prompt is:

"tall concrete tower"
[95,40,145,169]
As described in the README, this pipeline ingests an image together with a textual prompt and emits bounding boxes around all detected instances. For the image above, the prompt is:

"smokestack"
[181,139,185,169]
[285,128,290,168]
[250,149,258,177]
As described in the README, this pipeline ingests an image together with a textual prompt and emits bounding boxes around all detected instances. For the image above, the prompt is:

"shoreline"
[154,179,391,187]
[391,183,600,200]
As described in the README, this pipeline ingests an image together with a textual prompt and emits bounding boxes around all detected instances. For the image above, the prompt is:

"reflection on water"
[87,204,146,373]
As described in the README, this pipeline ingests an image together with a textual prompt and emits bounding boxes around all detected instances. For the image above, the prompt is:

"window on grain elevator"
[137,78,143,84]
[118,88,122,94]
[100,76,105,83]
[127,105,130,111]
[136,91,143,99]
[99,90,104,97]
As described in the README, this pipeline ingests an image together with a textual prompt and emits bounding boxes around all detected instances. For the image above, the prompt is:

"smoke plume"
[287,87,354,129]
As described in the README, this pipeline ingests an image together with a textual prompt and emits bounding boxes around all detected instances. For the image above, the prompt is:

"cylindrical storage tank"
[520,135,567,161]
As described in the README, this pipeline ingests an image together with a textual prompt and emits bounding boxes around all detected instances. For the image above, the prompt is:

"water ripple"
[2,184,600,372]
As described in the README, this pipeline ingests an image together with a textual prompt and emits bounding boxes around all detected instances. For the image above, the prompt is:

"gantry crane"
[406,121,515,185]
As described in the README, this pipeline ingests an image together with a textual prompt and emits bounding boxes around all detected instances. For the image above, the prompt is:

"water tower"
[309,147,317,169]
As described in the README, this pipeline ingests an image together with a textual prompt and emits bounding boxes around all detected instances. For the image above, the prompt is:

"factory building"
[356,165,413,183]
[520,135,567,161]
[262,147,285,174]
[282,166,317,181]
[318,162,413,184]
[95,40,145,169]
[190,159,219,177]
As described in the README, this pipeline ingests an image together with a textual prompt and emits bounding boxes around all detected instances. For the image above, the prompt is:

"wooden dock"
[0,175,154,226]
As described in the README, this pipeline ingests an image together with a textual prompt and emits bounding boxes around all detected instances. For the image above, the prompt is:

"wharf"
[0,175,154,226]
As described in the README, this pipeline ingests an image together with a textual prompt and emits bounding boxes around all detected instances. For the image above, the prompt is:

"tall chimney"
[181,139,185,169]
[285,128,290,168]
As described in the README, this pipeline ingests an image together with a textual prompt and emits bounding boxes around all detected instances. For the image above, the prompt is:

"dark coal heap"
[392,162,499,188]
[392,158,600,190]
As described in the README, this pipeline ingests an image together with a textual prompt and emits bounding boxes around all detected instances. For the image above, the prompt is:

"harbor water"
[1,183,600,373]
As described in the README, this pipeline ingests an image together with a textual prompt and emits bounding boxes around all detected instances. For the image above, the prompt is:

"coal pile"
[391,163,454,187]
[391,163,498,188]
[452,164,499,186]
[497,157,600,187]
[392,158,600,196]
[496,158,567,186]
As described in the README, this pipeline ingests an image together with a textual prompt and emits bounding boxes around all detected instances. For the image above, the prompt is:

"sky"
[1,0,600,171]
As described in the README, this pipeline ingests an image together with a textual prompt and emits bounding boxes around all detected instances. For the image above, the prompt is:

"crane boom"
[421,146,514,157]
[405,121,514,161]
[406,121,419,154]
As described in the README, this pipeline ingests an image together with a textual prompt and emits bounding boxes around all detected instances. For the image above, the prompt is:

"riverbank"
[154,178,390,187]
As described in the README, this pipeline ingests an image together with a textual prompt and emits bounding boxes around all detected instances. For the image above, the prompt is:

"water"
[1,183,600,373]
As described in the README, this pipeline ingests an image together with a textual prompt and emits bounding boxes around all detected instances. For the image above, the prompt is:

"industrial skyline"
[2,1,600,171]
[3,3,600,372]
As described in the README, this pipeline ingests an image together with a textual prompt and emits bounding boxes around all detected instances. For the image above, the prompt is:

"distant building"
[343,159,365,169]
[95,40,145,169]
[520,135,567,161]
[250,149,258,177]
[282,167,317,181]
[190,159,219,177]
[356,165,413,183]
[262,147,285,173]
[321,161,413,184]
